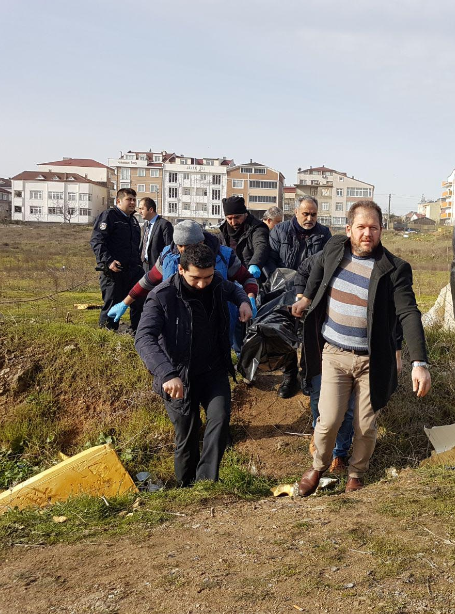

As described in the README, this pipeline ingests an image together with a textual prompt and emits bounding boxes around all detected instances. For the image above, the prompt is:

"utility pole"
[387,193,391,229]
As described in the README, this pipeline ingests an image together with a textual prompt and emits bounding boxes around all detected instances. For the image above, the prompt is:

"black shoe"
[278,377,299,399]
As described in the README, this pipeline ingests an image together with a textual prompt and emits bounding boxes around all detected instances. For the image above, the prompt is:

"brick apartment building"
[227,161,285,220]
[296,165,374,229]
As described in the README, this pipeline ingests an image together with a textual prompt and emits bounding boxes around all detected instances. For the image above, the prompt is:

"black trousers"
[164,370,231,487]
[282,351,298,378]
[98,265,144,331]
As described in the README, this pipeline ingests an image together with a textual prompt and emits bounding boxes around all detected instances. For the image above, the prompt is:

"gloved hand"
[249,296,257,318]
[108,301,129,322]
[248,264,261,279]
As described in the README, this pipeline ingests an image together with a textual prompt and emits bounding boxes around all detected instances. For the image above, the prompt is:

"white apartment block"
[11,171,108,224]
[162,155,234,225]
[296,166,374,229]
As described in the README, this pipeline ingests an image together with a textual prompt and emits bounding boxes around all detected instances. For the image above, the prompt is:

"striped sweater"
[321,250,374,352]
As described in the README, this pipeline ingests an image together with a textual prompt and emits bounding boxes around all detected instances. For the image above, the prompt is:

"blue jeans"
[310,374,354,458]
[228,302,245,357]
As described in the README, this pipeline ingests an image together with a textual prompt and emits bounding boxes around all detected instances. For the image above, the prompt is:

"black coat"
[268,219,331,272]
[219,214,270,268]
[302,234,428,411]
[135,271,248,401]
[141,216,173,269]
[90,207,141,267]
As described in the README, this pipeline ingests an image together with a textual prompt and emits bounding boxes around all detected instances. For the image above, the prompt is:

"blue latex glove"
[249,297,257,318]
[108,301,129,322]
[248,264,261,279]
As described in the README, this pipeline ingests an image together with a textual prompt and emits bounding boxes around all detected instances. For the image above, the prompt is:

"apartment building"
[440,169,454,225]
[11,171,108,223]
[0,177,12,221]
[283,186,296,218]
[227,161,285,220]
[108,150,173,213]
[162,155,234,225]
[417,199,442,224]
[296,166,374,229]
[38,158,115,206]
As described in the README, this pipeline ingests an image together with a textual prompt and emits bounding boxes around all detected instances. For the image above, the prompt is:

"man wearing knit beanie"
[107,219,259,328]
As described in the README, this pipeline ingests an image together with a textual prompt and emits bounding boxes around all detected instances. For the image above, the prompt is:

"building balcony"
[441,211,452,219]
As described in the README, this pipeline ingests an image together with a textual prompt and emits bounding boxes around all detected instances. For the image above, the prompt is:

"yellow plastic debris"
[271,483,298,497]
[0,444,138,514]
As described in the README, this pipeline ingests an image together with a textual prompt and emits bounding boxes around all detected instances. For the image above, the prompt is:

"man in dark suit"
[138,197,173,271]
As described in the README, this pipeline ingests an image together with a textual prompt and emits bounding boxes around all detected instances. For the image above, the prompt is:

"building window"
[125,154,136,160]
[322,202,330,211]
[48,191,63,200]
[211,204,221,216]
[169,187,178,198]
[321,188,331,197]
[249,195,277,203]
[179,159,187,165]
[137,184,145,192]
[14,190,23,198]
[333,217,346,225]
[212,189,221,201]
[241,167,252,174]
[346,187,373,197]
[30,206,43,215]
[48,207,64,215]
[138,154,147,161]
[183,187,191,196]
[335,202,343,211]
[79,208,91,216]
[80,193,92,201]
[149,184,158,193]
[198,203,207,212]
[212,175,221,185]
[68,192,77,201]
[150,169,159,177]
[336,188,343,196]
[154,155,162,162]
[182,202,190,211]
[183,173,190,181]
[14,205,22,212]
[249,181,277,189]
[338,176,344,182]
[253,167,266,174]
[200,174,207,181]
[120,168,130,180]
[138,168,146,177]
[120,182,130,189]
[29,190,43,199]
[318,216,331,225]
[205,160,214,166]
[168,202,177,214]
[168,172,178,183]
[196,188,207,197]
[346,201,355,210]
[232,179,244,188]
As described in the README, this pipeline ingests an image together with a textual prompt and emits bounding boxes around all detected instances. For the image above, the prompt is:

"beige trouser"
[313,343,379,479]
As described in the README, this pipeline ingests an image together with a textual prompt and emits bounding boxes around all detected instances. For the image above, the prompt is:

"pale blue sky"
[1,0,454,214]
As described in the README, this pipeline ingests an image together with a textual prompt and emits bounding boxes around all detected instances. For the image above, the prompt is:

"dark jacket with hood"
[219,214,270,268]
[135,271,248,406]
[268,219,331,272]
[301,234,428,411]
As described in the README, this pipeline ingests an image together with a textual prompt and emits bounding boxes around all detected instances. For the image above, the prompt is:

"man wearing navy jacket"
[135,243,252,486]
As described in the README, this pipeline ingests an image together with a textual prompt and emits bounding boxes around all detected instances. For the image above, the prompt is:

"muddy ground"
[1,374,455,613]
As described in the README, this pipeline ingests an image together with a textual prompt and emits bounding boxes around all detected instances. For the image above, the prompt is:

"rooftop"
[38,158,110,169]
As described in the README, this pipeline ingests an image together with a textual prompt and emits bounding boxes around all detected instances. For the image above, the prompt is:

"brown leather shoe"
[309,434,316,456]
[298,468,324,497]
[345,477,364,493]
[328,456,348,475]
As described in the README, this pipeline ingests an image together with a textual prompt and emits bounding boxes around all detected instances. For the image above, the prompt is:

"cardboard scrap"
[0,444,138,514]
[73,303,103,310]
[424,423,455,454]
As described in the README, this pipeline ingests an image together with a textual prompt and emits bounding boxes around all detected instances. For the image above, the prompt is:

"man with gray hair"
[262,206,283,231]
[268,195,332,398]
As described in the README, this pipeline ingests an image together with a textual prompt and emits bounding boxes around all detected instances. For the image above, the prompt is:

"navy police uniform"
[90,206,144,331]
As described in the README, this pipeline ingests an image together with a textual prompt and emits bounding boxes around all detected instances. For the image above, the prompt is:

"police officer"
[90,188,145,331]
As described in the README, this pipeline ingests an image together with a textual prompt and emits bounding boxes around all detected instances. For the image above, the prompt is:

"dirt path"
[1,374,454,613]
